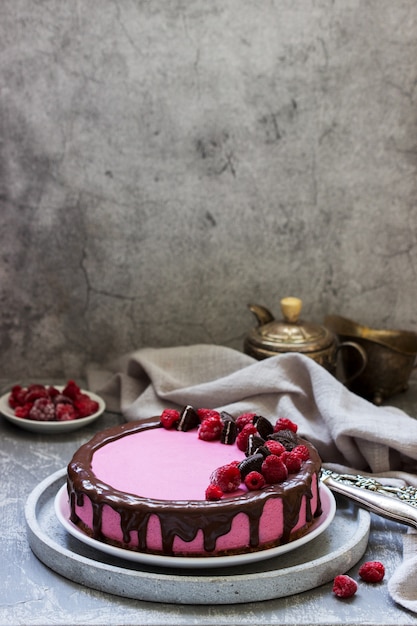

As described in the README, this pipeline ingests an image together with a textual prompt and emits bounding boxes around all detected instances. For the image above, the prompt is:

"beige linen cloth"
[87,344,417,612]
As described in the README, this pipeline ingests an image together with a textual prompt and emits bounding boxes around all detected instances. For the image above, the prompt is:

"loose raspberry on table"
[358,561,385,583]
[29,398,56,421]
[332,574,357,598]
[261,455,288,484]
[205,484,223,501]
[160,408,180,429]
[235,412,256,432]
[244,471,266,491]
[236,423,258,451]
[210,463,242,493]
[273,417,298,433]
[198,415,223,441]
[264,440,286,456]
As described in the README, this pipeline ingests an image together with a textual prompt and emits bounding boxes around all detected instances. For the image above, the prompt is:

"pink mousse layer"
[91,428,247,500]
[73,426,319,555]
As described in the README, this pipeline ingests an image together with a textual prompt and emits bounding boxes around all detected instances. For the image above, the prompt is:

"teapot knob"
[280,297,302,324]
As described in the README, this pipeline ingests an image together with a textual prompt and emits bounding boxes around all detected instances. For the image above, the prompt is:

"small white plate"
[55,483,336,569]
[0,387,105,433]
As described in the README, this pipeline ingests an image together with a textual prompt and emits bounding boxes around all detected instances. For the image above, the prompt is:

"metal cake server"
[321,468,417,529]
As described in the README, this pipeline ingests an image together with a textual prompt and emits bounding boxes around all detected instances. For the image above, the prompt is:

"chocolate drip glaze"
[67,419,322,557]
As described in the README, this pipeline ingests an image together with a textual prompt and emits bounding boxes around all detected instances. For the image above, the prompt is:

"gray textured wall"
[1,0,416,379]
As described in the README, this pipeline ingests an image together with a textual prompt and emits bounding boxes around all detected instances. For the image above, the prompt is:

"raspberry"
[197,408,221,422]
[264,440,286,456]
[55,403,78,421]
[8,380,94,422]
[236,423,257,451]
[47,386,61,399]
[273,417,298,433]
[282,451,302,473]
[74,395,99,418]
[61,380,82,401]
[25,384,49,403]
[52,393,73,405]
[160,408,180,429]
[8,385,27,408]
[14,403,33,418]
[261,455,288,484]
[358,561,385,583]
[332,574,357,598]
[292,444,310,461]
[210,463,242,493]
[29,398,56,421]
[198,415,223,441]
[244,471,266,491]
[205,484,223,501]
[236,412,256,432]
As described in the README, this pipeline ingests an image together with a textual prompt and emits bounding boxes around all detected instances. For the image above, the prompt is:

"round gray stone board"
[25,468,370,605]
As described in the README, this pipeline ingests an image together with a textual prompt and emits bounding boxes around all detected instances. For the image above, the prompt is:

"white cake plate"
[54,482,336,569]
[25,468,370,605]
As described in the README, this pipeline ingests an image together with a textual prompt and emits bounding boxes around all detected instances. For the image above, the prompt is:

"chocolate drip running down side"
[67,419,322,557]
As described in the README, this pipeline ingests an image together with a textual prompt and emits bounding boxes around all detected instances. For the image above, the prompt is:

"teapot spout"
[247,303,275,327]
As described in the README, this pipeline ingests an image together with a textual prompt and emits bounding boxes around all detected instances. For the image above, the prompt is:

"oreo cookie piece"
[254,415,274,439]
[220,410,235,422]
[176,405,200,431]
[238,453,264,479]
[268,428,298,450]
[246,433,266,456]
[254,444,271,459]
[220,417,238,444]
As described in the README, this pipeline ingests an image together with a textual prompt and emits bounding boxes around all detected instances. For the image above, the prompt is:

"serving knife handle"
[321,469,417,529]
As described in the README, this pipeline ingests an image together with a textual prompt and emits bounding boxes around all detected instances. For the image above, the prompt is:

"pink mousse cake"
[67,406,322,557]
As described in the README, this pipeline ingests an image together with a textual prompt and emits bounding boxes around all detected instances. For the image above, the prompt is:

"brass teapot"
[244,296,366,383]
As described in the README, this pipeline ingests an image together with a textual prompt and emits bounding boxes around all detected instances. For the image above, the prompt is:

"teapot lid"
[246,297,334,355]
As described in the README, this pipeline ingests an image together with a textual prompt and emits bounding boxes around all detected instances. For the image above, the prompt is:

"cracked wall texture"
[1,0,416,379]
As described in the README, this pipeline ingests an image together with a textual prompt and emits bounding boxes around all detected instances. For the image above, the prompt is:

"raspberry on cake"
[67,407,323,558]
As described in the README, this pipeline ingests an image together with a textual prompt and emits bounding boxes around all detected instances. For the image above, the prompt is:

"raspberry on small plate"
[0,383,105,433]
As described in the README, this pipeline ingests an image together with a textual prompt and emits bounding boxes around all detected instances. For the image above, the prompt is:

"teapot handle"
[336,341,367,385]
